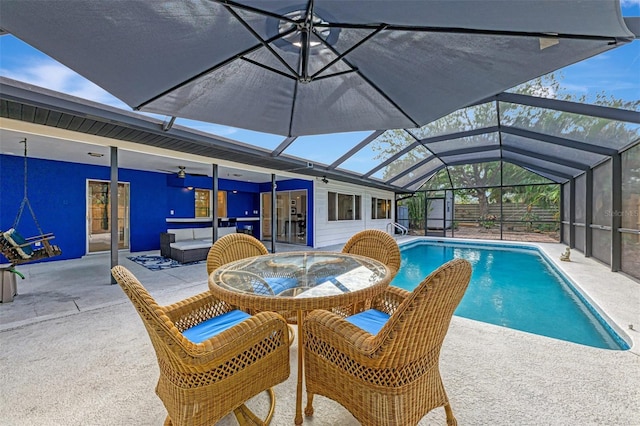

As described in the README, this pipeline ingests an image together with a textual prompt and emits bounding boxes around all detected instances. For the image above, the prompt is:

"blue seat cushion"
[345,309,391,335]
[3,228,33,259]
[182,309,251,343]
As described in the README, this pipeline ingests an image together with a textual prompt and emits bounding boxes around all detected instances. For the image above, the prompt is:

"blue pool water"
[392,240,628,350]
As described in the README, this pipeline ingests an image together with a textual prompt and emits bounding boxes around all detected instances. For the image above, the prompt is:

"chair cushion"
[3,228,33,259]
[345,309,390,335]
[182,309,251,343]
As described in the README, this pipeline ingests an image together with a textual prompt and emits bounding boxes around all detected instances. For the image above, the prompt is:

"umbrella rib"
[211,0,299,25]
[135,28,298,110]
[224,5,300,78]
[316,22,625,43]
[312,69,358,82]
[309,25,386,81]
[321,40,421,128]
[240,57,297,80]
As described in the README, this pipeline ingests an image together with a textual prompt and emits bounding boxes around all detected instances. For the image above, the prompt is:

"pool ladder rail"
[387,222,408,236]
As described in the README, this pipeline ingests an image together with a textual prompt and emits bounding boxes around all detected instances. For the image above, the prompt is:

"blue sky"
[1,1,638,157]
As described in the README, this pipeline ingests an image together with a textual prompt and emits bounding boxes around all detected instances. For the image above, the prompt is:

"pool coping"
[398,236,640,354]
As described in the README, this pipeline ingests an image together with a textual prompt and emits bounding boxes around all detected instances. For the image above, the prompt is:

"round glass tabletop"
[208,251,392,312]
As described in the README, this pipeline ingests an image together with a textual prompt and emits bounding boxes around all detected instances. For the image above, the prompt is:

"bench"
[160,227,236,263]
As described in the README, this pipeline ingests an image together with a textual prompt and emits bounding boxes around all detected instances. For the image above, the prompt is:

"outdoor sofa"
[160,227,236,263]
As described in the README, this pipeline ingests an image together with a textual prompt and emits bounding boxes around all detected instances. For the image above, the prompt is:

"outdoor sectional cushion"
[3,228,33,259]
[169,228,195,242]
[345,309,391,336]
[192,227,213,240]
[182,309,251,343]
[171,239,213,250]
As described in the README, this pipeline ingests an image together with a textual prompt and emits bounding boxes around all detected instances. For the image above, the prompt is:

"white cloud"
[620,0,640,7]
[1,57,128,109]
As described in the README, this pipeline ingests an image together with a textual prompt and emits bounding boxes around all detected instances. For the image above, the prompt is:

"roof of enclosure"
[1,76,639,193]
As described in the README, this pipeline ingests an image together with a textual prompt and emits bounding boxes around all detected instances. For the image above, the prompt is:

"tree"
[370,73,639,223]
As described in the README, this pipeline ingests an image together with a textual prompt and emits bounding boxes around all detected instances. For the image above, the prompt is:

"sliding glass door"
[87,180,130,253]
[261,190,307,245]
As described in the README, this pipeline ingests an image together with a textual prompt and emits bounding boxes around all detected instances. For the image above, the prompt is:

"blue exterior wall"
[0,154,313,264]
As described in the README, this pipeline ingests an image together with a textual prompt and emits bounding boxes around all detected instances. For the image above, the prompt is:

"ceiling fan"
[157,166,209,179]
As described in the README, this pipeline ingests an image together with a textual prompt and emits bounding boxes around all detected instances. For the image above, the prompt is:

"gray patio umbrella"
[0,1,634,136]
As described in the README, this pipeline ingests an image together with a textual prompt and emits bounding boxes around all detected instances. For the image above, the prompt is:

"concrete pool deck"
[0,239,638,425]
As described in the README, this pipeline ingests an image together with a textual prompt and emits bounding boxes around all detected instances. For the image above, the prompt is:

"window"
[217,190,227,218]
[328,192,337,221]
[371,197,391,219]
[328,192,361,221]
[195,189,210,218]
[194,190,227,218]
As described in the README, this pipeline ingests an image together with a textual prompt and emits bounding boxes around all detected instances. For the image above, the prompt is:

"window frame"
[194,189,227,218]
[371,197,392,219]
[328,191,361,221]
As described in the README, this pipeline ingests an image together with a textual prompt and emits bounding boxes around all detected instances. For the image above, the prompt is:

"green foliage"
[372,73,639,191]
[398,192,431,230]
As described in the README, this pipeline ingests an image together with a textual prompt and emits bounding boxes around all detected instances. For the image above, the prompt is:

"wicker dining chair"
[111,265,290,426]
[206,233,298,334]
[206,233,269,275]
[303,258,472,426]
[341,229,401,273]
[338,229,402,316]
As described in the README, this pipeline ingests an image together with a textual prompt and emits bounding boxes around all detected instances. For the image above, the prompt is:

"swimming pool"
[392,240,629,350]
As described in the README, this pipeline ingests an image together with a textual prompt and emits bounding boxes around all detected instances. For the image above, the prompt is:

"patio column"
[271,174,277,253]
[569,178,576,249]
[499,159,504,240]
[585,168,593,257]
[611,153,622,272]
[110,146,118,284]
[212,164,219,241]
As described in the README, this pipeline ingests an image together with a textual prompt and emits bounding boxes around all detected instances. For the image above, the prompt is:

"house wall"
[0,153,395,262]
[0,155,171,259]
[313,179,396,248]
[0,154,267,263]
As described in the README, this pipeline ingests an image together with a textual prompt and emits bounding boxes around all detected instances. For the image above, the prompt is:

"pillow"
[3,228,33,259]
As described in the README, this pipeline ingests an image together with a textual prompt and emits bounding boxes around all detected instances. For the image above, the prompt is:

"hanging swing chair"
[0,139,62,265]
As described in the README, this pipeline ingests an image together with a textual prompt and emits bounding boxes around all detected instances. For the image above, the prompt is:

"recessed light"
[88,152,104,157]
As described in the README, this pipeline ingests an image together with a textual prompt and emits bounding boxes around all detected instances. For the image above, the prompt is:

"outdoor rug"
[127,255,204,271]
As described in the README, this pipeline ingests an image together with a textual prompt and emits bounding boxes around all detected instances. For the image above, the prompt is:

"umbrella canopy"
[1,1,634,136]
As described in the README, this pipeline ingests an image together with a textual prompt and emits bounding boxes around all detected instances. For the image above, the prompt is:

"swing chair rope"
[12,138,45,236]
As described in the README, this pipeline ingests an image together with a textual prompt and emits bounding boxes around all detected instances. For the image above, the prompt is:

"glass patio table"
[208,251,392,425]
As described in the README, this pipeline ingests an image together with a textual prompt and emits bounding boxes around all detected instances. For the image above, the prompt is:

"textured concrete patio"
[0,238,638,425]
